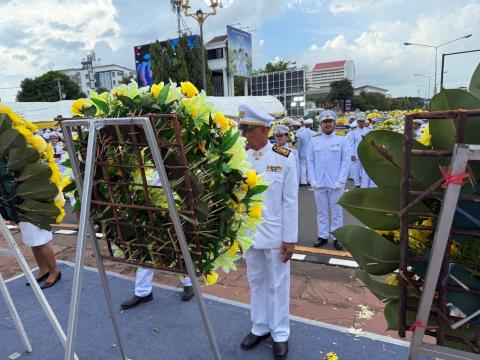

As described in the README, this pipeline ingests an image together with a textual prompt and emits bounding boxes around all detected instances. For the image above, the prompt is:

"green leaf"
[356,269,400,301]
[446,265,480,316]
[384,298,420,331]
[219,130,240,153]
[332,225,400,275]
[429,89,480,150]
[117,95,136,109]
[0,128,26,153]
[90,97,110,115]
[16,180,59,201]
[358,130,446,190]
[246,184,268,198]
[468,62,480,99]
[157,83,171,106]
[17,162,52,182]
[7,147,40,170]
[338,188,431,230]
[0,113,12,134]
[83,105,97,117]
[195,200,209,222]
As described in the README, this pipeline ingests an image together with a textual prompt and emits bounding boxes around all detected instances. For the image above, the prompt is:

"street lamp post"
[181,0,222,93]
[440,48,480,89]
[403,34,472,95]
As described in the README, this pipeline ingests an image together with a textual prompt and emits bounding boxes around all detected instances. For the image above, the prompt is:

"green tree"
[150,35,214,94]
[328,79,354,102]
[17,71,85,101]
[264,60,295,73]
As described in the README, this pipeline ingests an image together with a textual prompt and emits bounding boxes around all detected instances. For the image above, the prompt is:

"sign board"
[227,25,252,77]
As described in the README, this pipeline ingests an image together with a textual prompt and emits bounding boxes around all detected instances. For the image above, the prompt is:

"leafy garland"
[0,104,68,229]
[71,80,267,285]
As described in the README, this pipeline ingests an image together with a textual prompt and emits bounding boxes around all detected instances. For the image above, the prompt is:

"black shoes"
[40,272,62,289]
[240,332,270,350]
[26,271,49,286]
[333,240,343,251]
[182,285,194,301]
[274,341,289,360]
[121,292,153,309]
[313,237,328,247]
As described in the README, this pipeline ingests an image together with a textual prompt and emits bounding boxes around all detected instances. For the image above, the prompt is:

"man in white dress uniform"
[307,110,351,250]
[273,124,299,183]
[239,104,298,360]
[349,114,370,187]
[296,118,316,186]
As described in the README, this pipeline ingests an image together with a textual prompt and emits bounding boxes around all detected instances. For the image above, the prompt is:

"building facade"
[354,85,389,96]
[206,35,233,97]
[59,53,136,95]
[306,60,355,95]
[251,68,306,116]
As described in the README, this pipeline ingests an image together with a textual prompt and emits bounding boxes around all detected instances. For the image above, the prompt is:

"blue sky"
[0,0,479,102]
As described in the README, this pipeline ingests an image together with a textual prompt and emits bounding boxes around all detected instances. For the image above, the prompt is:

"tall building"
[58,52,136,95]
[307,60,355,95]
[251,68,306,116]
[205,35,232,96]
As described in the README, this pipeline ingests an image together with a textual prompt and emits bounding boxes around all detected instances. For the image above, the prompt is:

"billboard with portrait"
[227,25,252,78]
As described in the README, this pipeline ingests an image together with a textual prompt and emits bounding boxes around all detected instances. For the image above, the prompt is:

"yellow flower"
[245,170,257,188]
[49,162,63,187]
[204,271,219,286]
[240,183,249,193]
[61,176,73,190]
[226,241,239,257]
[71,98,90,116]
[323,352,339,360]
[248,204,262,218]
[150,82,164,98]
[213,112,230,132]
[56,207,66,224]
[54,192,66,208]
[191,109,199,118]
[0,104,23,125]
[384,273,398,286]
[181,81,199,98]
[24,120,38,132]
[14,125,34,144]
[111,87,125,97]
[32,135,48,153]
[44,144,55,162]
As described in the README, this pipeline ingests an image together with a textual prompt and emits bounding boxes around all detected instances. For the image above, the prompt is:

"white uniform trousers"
[360,168,377,188]
[314,187,344,239]
[299,157,308,185]
[351,160,361,187]
[245,248,290,342]
[135,268,191,297]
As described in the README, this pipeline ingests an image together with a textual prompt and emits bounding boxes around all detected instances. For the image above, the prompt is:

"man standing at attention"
[296,118,315,186]
[239,104,298,360]
[350,113,370,188]
[273,124,299,182]
[308,110,351,250]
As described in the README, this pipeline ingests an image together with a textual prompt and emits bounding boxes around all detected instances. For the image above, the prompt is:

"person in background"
[239,104,298,360]
[273,124,299,183]
[349,114,370,188]
[296,118,316,187]
[413,119,423,140]
[21,222,61,289]
[307,110,351,250]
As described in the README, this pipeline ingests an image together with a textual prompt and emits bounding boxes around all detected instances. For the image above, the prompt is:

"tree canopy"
[150,35,214,94]
[328,79,354,102]
[17,71,85,102]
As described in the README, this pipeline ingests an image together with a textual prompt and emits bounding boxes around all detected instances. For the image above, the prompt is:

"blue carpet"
[0,262,409,359]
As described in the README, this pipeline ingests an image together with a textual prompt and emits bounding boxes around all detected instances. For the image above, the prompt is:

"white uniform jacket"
[283,143,299,182]
[350,127,370,156]
[307,132,352,188]
[296,128,316,159]
[247,143,298,248]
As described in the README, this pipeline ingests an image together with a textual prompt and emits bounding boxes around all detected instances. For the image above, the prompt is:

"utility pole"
[54,79,63,101]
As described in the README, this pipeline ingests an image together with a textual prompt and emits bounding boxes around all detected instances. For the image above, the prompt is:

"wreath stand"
[61,116,221,360]
[0,216,78,359]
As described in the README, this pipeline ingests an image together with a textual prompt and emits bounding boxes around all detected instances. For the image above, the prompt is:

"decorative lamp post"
[403,34,472,95]
[181,0,222,93]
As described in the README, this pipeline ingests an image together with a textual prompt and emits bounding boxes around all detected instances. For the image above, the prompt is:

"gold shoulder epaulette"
[272,145,291,157]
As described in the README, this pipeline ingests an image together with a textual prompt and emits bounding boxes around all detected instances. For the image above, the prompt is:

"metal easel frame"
[0,216,78,359]
[61,117,221,360]
[405,142,480,360]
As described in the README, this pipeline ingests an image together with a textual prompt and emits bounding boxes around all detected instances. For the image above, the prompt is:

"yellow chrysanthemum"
[54,192,66,209]
[32,135,48,154]
[181,81,199,98]
[213,112,230,132]
[24,120,38,132]
[56,207,66,224]
[61,176,73,190]
[384,273,398,286]
[44,144,55,162]
[14,125,34,144]
[150,82,164,98]
[49,162,63,188]
[226,241,239,257]
[0,104,23,125]
[70,98,91,116]
[191,109,199,118]
[323,352,339,360]
[204,271,219,286]
[248,204,262,218]
[245,170,257,188]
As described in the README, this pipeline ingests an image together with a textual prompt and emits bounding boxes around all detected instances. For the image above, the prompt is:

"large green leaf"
[429,89,480,150]
[90,97,110,115]
[468,62,480,99]
[0,128,26,153]
[16,180,58,201]
[332,225,400,275]
[356,269,400,301]
[338,188,431,230]
[0,113,12,134]
[17,162,52,182]
[384,298,421,331]
[358,130,446,190]
[7,147,40,170]
[446,265,480,316]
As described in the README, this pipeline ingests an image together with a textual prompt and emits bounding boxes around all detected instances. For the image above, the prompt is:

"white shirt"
[307,132,352,188]
[296,128,316,159]
[349,127,370,156]
[247,142,298,248]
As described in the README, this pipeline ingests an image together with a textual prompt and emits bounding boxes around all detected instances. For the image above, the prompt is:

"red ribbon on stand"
[410,320,427,332]
[438,165,469,189]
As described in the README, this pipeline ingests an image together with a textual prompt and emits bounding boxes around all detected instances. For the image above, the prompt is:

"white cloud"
[300,3,479,96]
[329,0,395,14]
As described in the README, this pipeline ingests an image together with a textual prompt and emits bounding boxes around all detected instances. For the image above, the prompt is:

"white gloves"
[331,182,343,190]
[310,182,321,190]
